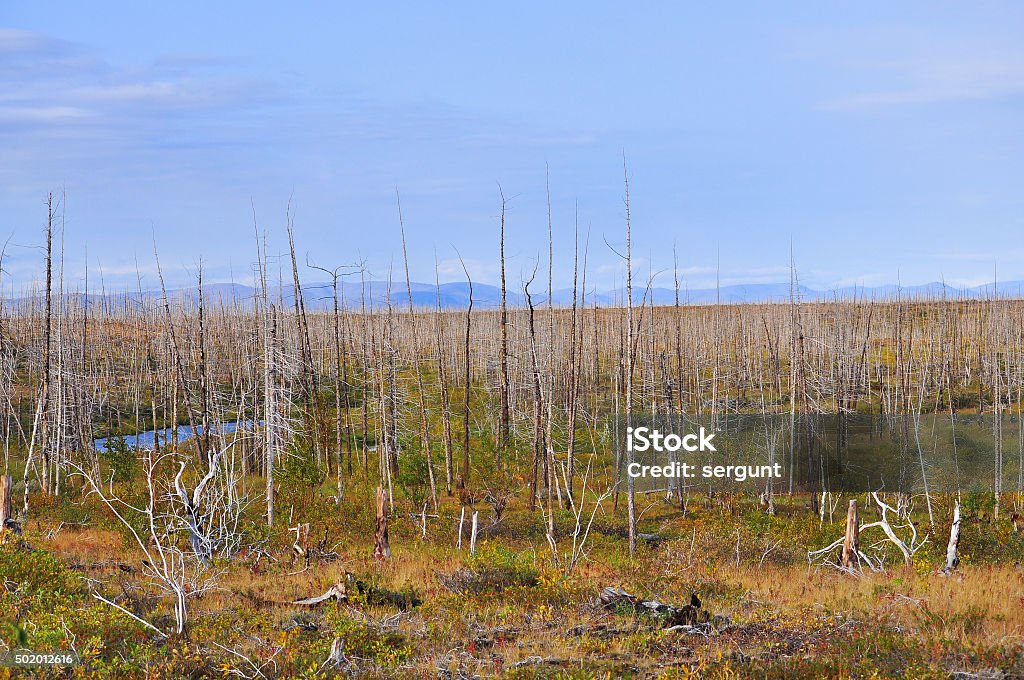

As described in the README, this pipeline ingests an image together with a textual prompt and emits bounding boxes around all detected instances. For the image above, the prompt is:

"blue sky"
[1,2,1023,292]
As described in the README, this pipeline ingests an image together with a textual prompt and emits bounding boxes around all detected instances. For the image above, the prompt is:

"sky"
[1,2,1023,293]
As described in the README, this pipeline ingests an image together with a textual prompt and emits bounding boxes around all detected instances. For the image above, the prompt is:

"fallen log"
[293,581,348,606]
[509,656,566,670]
[292,573,422,610]
[599,586,707,627]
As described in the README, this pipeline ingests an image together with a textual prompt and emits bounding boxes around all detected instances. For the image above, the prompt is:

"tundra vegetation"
[0,191,1023,679]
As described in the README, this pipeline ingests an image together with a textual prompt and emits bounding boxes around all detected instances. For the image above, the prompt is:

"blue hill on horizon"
[10,279,1024,311]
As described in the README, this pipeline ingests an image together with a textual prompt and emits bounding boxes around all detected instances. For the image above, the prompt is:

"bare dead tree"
[542,169,562,512]
[153,237,200,456]
[197,262,212,458]
[497,187,511,467]
[457,252,473,492]
[434,255,454,495]
[524,264,545,513]
[20,195,56,511]
[308,257,360,503]
[565,205,581,506]
[70,447,230,636]
[286,207,315,397]
[623,157,637,556]
[551,456,612,575]
[397,190,438,511]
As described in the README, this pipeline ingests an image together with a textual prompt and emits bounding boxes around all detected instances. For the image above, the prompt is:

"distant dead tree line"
[2,190,1024,562]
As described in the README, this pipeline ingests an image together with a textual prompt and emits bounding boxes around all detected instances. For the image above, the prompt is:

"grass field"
[3,480,1023,678]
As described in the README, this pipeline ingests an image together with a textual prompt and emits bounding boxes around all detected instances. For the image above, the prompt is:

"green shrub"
[279,448,326,489]
[394,445,430,507]
[99,436,139,484]
[0,542,81,599]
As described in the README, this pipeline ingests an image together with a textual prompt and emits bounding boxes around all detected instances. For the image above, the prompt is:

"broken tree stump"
[469,510,479,556]
[841,499,859,570]
[325,637,347,667]
[940,500,961,576]
[457,506,466,549]
[373,486,391,560]
[0,475,12,531]
[291,522,310,557]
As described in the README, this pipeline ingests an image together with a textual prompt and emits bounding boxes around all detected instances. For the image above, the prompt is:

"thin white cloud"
[0,105,92,123]
[818,42,1024,111]
[433,256,499,282]
[0,27,282,137]
[824,64,1024,110]
[0,28,66,54]
[72,81,192,103]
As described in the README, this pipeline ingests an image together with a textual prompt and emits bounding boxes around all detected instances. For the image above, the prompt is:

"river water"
[93,421,256,453]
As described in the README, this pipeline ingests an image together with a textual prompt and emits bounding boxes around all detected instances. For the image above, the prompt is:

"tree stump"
[292,522,310,557]
[469,510,479,556]
[940,500,961,576]
[0,475,12,531]
[373,486,390,560]
[841,499,859,569]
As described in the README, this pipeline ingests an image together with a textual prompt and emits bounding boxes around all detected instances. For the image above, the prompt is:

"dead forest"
[1,193,1023,678]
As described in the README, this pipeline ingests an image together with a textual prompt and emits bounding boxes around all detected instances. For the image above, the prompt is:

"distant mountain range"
[12,279,1024,311]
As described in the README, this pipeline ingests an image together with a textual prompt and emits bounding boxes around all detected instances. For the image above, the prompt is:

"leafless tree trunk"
[197,263,212,457]
[265,305,278,527]
[41,193,54,495]
[434,257,454,495]
[286,211,321,470]
[623,158,637,556]
[544,170,560,511]
[673,243,685,509]
[154,239,200,456]
[398,192,438,511]
[497,188,510,466]
[458,254,473,491]
[565,210,581,507]
[332,275,344,501]
[306,260,350,503]
[525,267,544,512]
